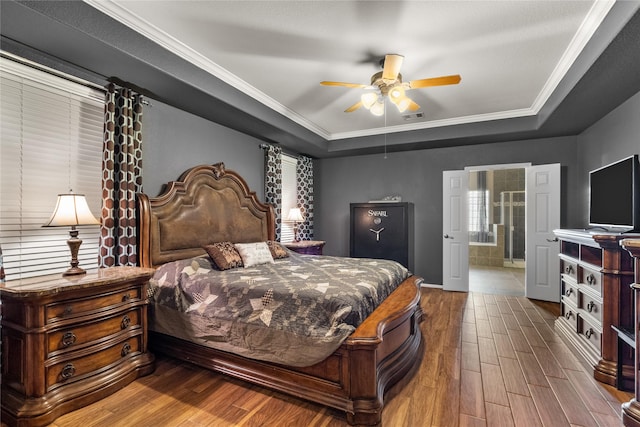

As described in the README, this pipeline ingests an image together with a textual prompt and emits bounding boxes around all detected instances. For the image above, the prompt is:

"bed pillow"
[266,240,289,259]
[234,242,275,267]
[203,242,244,270]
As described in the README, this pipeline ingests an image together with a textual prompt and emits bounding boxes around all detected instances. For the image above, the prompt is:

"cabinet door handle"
[585,328,594,339]
[61,331,77,348]
[586,274,596,285]
[60,363,76,381]
[587,301,596,313]
[565,310,574,319]
[565,288,573,297]
[564,265,574,274]
[121,342,132,357]
[121,315,131,329]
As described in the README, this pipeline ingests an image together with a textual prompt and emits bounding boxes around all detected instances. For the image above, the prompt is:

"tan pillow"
[203,242,243,270]
[234,242,275,267]
[266,240,289,259]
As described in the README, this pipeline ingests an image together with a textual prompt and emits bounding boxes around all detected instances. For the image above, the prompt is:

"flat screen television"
[589,154,640,232]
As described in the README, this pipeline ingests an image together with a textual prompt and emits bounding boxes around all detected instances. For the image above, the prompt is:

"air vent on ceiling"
[402,112,424,120]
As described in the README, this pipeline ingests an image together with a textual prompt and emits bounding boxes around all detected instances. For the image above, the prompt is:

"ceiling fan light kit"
[321,53,461,116]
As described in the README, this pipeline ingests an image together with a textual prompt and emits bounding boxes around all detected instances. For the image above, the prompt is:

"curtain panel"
[264,145,283,241]
[296,155,314,240]
[99,84,144,267]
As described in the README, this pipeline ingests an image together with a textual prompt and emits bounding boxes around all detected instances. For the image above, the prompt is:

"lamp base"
[63,266,87,276]
[64,229,87,276]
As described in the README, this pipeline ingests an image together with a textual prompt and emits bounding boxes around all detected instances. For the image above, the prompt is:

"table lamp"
[43,192,100,276]
[287,208,304,242]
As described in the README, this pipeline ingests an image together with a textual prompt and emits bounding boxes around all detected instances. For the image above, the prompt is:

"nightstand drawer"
[47,308,142,355]
[46,335,142,391]
[46,286,143,324]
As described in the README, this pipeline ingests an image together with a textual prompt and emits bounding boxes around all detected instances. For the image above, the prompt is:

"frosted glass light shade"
[361,92,378,110]
[370,99,385,116]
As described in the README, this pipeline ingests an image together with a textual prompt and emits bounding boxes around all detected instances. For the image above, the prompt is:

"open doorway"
[467,167,526,296]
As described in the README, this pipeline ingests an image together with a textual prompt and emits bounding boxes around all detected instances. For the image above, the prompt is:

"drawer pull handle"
[585,328,594,339]
[63,305,73,316]
[565,288,573,297]
[587,301,596,313]
[121,315,131,329]
[564,265,574,274]
[565,311,574,319]
[121,342,132,357]
[60,364,76,380]
[61,331,77,347]
[586,274,596,285]
[122,293,131,302]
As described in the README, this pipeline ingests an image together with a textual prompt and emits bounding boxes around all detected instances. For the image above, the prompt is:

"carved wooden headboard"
[137,163,275,268]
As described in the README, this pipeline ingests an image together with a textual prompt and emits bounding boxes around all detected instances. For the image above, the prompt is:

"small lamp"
[43,192,100,276]
[287,208,304,242]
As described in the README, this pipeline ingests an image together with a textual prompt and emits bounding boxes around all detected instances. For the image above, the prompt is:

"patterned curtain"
[98,84,144,267]
[264,145,283,241]
[296,155,314,240]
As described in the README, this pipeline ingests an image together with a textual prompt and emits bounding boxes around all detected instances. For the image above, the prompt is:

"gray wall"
[139,90,640,287]
[143,100,266,198]
[576,90,640,226]
[314,137,580,285]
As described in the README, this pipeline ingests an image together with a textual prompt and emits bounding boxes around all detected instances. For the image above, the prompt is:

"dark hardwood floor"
[12,288,630,426]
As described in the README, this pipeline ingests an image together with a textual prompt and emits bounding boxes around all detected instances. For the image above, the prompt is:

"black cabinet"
[350,202,414,270]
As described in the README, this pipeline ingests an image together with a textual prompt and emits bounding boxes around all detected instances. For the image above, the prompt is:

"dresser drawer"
[562,280,578,306]
[579,266,602,296]
[578,291,602,324]
[561,302,578,331]
[560,259,578,282]
[46,334,142,391]
[46,286,143,324]
[47,308,142,356]
[578,316,601,353]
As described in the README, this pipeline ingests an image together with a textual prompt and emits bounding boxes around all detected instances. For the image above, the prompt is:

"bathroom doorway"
[468,167,526,296]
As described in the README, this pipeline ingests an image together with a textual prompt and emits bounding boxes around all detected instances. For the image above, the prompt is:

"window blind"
[0,57,105,279]
[280,154,298,243]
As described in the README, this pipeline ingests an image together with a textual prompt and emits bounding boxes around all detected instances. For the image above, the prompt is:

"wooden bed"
[137,162,424,425]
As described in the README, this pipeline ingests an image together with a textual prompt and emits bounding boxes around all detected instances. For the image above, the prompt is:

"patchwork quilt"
[148,251,410,366]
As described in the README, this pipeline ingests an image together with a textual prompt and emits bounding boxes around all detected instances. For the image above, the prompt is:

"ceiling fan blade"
[409,74,461,89]
[408,100,421,111]
[382,54,404,83]
[320,81,368,88]
[345,101,363,113]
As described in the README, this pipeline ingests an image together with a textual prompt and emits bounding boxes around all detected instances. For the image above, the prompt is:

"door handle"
[546,237,559,242]
[443,234,454,239]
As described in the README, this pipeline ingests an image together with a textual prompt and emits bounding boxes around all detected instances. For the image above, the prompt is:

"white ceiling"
[88,0,614,141]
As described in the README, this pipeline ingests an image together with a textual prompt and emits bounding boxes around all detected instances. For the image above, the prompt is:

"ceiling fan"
[320,54,461,116]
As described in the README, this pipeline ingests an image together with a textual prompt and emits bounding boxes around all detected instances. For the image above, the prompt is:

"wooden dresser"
[1,266,156,427]
[621,239,640,427]
[554,229,638,389]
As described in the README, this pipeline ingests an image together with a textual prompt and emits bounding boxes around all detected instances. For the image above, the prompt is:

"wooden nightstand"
[284,240,326,255]
[1,266,156,427]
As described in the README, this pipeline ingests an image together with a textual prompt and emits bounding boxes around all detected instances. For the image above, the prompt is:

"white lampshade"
[287,207,304,222]
[43,193,99,227]
[395,97,411,113]
[388,86,405,105]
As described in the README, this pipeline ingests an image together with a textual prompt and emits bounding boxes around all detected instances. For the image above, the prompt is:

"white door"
[525,164,561,302]
[443,170,469,292]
